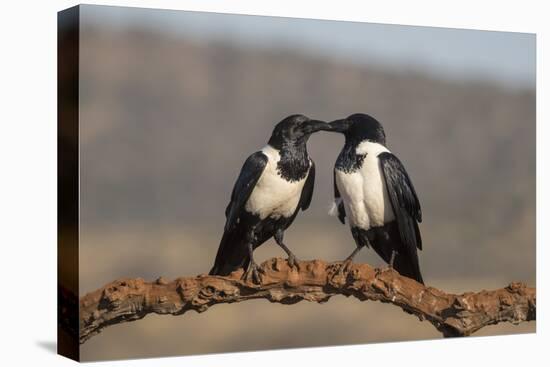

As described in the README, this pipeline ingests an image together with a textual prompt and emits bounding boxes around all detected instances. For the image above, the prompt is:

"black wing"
[379,152,422,251]
[224,151,268,232]
[333,169,346,224]
[298,160,315,210]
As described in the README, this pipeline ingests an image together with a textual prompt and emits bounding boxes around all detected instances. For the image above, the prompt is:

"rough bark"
[80,258,536,344]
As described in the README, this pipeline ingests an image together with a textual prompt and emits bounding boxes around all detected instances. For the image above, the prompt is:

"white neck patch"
[355,140,390,156]
[261,144,280,162]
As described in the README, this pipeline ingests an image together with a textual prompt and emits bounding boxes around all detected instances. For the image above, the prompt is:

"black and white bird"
[209,114,332,282]
[328,113,424,284]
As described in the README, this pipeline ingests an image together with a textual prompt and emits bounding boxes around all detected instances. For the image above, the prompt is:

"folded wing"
[224,151,268,232]
[379,151,422,252]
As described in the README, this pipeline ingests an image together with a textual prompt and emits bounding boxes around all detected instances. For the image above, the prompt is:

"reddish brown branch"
[79,258,535,344]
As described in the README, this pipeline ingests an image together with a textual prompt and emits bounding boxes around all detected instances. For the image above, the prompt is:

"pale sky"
[82,4,536,89]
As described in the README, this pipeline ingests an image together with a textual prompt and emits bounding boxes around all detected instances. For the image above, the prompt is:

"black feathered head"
[328,113,387,146]
[268,114,331,149]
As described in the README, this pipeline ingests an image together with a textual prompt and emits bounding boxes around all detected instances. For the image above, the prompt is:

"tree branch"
[80,258,536,344]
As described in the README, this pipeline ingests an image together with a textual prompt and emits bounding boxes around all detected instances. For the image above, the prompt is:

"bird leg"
[274,230,299,268]
[338,245,364,275]
[389,250,398,268]
[242,241,262,284]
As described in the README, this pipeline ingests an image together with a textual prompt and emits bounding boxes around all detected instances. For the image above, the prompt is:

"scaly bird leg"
[242,241,262,284]
[338,245,364,275]
[389,250,398,268]
[274,230,299,268]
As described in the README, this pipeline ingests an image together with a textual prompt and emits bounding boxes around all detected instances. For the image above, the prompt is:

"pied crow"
[328,113,424,284]
[209,114,332,282]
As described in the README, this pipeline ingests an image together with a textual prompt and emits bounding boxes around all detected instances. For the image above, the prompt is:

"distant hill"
[79,27,535,233]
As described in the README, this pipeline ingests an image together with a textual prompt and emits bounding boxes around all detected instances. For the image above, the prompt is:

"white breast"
[335,141,395,229]
[245,145,307,220]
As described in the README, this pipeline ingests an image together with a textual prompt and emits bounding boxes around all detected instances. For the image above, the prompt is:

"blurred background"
[77,5,535,361]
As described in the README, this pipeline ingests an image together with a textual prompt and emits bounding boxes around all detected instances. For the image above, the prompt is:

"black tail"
[359,224,425,285]
[391,251,424,284]
[371,241,424,284]
[209,228,250,276]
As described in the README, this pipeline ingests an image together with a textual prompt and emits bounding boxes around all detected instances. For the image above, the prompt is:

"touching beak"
[327,119,349,133]
[303,119,333,134]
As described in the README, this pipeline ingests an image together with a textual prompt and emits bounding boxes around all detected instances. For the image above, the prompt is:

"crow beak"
[303,119,332,134]
[327,119,349,133]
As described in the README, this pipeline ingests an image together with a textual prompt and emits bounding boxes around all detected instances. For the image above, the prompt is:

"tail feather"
[209,229,250,276]
[371,242,424,284]
[392,253,424,284]
[360,224,425,285]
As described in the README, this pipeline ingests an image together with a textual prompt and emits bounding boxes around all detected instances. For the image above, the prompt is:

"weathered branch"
[80,258,535,344]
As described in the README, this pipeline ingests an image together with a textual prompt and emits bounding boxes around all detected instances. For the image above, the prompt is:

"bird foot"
[242,261,262,284]
[337,259,353,276]
[287,254,299,269]
[377,264,397,277]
